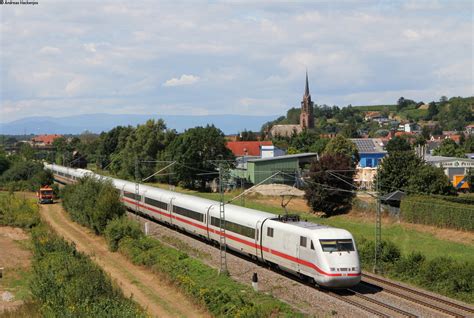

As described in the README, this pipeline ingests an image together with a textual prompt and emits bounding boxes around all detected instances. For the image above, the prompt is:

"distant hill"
[352,104,397,111]
[0,114,275,135]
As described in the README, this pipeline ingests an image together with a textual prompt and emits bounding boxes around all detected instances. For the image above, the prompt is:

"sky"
[1,0,472,123]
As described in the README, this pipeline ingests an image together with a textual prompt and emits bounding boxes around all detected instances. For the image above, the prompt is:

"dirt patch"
[0,227,32,314]
[39,203,209,318]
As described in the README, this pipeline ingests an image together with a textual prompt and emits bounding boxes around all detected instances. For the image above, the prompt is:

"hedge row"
[358,238,473,303]
[30,226,145,317]
[62,177,125,234]
[107,217,302,317]
[0,193,40,228]
[400,195,474,231]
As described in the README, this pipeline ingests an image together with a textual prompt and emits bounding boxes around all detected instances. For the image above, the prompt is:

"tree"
[340,120,359,138]
[304,154,355,216]
[0,153,10,175]
[407,165,456,195]
[397,97,414,111]
[323,135,359,166]
[463,135,474,153]
[432,138,465,158]
[421,125,431,140]
[377,151,423,195]
[115,119,176,179]
[385,136,412,154]
[426,102,438,120]
[238,130,258,141]
[165,125,234,189]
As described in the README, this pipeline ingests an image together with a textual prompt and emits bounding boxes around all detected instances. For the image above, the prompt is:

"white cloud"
[163,74,200,87]
[65,77,84,95]
[39,46,61,55]
[0,1,472,122]
[83,43,97,53]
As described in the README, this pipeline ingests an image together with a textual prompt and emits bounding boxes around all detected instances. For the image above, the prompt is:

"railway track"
[362,272,474,317]
[325,288,418,317]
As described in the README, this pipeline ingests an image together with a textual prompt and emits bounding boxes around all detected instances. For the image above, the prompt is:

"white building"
[261,145,285,158]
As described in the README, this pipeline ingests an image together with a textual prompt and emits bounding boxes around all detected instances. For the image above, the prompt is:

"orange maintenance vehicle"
[37,185,54,204]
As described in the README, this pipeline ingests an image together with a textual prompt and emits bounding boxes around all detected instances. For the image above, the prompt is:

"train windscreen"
[319,239,355,252]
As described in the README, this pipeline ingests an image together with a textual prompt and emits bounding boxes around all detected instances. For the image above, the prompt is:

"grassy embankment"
[0,193,145,318]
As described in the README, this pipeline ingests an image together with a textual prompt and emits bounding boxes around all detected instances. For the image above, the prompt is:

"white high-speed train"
[46,163,361,288]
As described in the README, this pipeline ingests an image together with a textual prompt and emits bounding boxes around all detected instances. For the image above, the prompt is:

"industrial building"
[232,153,318,185]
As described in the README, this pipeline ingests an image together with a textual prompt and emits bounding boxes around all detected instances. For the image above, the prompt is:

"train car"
[44,163,361,288]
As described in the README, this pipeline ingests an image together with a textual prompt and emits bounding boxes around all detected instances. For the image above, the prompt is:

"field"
[147,183,474,263]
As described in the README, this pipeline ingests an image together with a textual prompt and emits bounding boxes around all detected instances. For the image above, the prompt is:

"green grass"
[1,268,33,301]
[400,108,428,120]
[146,182,474,263]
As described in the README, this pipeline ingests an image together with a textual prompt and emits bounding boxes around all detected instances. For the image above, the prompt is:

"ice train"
[45,163,361,288]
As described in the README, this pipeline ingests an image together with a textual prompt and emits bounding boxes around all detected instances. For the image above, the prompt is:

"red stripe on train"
[122,197,360,278]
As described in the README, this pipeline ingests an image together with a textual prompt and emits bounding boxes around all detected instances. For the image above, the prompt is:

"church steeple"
[300,71,314,129]
[304,70,310,97]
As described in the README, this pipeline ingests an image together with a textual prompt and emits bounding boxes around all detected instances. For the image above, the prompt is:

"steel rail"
[362,273,471,317]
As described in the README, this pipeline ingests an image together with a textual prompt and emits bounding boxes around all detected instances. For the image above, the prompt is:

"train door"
[206,205,213,240]
[255,220,262,259]
[168,197,174,225]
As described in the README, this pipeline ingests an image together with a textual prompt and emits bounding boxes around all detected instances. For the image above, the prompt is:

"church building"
[269,72,315,137]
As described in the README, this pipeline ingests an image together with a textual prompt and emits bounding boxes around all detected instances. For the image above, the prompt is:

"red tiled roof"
[226,141,273,157]
[449,135,461,143]
[31,134,62,145]
[394,131,416,137]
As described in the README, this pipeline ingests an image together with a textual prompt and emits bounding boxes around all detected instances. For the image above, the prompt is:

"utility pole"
[374,168,382,274]
[218,162,228,275]
[240,178,245,207]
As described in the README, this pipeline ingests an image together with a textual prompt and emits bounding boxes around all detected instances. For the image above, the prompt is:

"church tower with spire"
[300,71,314,129]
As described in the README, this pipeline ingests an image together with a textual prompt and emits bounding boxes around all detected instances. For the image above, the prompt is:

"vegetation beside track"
[401,195,474,231]
[62,179,304,317]
[357,238,473,304]
[0,193,145,317]
[30,225,145,317]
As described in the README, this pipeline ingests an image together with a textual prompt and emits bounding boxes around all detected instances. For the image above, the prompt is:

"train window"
[210,217,255,238]
[173,205,204,222]
[267,227,274,237]
[310,240,315,250]
[300,236,307,247]
[124,191,142,201]
[256,229,259,240]
[145,197,167,210]
[319,239,355,252]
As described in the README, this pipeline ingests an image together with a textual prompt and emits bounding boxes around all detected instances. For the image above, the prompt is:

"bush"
[30,226,145,317]
[118,235,301,317]
[62,177,125,234]
[357,237,473,303]
[401,195,474,231]
[105,217,143,252]
[0,161,53,191]
[0,194,40,228]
